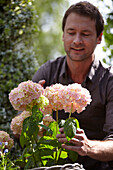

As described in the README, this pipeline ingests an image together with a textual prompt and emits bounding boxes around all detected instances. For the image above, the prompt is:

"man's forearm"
[87,140,113,161]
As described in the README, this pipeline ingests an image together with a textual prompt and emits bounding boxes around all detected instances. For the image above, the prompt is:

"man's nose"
[73,34,82,44]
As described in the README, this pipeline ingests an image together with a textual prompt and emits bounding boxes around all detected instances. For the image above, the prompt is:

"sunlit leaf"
[64,118,77,141]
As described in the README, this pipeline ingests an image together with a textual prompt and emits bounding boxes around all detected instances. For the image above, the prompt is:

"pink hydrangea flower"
[9,80,44,111]
[44,83,65,111]
[44,83,91,114]
[41,104,53,116]
[0,131,14,149]
[61,83,92,113]
[10,111,32,136]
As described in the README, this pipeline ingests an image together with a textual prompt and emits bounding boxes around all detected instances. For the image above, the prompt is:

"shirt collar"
[59,56,100,83]
[88,58,100,81]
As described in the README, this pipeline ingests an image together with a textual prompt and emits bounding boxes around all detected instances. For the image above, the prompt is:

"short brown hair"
[62,1,104,37]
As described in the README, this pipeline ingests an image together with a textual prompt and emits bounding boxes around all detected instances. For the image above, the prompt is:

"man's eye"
[68,32,75,35]
[83,34,90,36]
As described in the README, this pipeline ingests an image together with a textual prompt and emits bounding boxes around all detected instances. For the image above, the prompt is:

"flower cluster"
[10,111,32,136]
[44,83,92,114]
[9,81,49,136]
[9,80,44,111]
[44,83,65,111]
[60,83,92,113]
[0,131,14,150]
[9,80,92,116]
[41,105,53,116]
[27,95,49,111]
[9,81,92,136]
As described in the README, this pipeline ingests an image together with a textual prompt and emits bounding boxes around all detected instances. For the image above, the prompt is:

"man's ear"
[97,32,103,44]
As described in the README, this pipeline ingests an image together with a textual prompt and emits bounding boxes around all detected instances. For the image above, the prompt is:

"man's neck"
[67,56,94,84]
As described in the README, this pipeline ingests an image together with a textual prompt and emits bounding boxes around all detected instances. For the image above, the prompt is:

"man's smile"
[71,47,85,52]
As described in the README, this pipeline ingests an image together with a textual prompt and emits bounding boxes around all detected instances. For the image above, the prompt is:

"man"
[32,1,113,169]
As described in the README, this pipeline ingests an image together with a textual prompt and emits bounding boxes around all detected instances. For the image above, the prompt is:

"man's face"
[62,13,102,62]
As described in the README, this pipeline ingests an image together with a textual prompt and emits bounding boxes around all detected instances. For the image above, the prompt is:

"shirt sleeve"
[103,74,113,140]
[32,61,50,87]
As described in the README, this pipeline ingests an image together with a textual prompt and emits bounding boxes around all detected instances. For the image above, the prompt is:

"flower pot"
[29,163,85,170]
[45,165,62,170]
[28,167,46,170]
[61,163,85,169]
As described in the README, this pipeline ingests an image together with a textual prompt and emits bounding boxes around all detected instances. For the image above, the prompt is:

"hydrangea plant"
[8,80,92,169]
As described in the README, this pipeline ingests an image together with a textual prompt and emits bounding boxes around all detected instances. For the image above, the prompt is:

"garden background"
[0,0,113,161]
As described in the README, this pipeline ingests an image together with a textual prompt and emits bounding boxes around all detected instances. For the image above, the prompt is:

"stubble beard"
[67,52,84,62]
[67,50,93,62]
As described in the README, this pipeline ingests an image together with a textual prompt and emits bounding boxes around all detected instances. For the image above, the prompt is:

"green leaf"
[32,105,39,114]
[22,115,39,142]
[24,153,32,157]
[39,123,53,135]
[53,148,67,161]
[64,118,77,141]
[45,159,56,167]
[32,105,43,123]
[39,136,59,147]
[40,148,53,157]
[64,142,78,162]
[33,148,42,163]
[24,157,33,169]
[20,130,28,148]
[23,116,31,132]
[48,121,60,138]
[68,150,78,162]
[60,150,68,159]
[15,160,25,169]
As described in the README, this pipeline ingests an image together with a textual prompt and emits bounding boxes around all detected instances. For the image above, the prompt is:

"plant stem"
[55,147,58,164]
[69,103,73,119]
[2,153,6,170]
[31,143,37,167]
[55,109,59,164]
[56,109,58,122]
[56,109,58,134]
[56,147,62,164]
[30,136,38,167]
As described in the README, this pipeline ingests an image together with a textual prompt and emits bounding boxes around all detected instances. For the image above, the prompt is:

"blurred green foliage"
[33,0,69,65]
[102,0,113,64]
[0,0,39,133]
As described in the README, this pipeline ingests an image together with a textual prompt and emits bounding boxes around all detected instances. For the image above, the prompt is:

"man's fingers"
[56,133,65,138]
[56,128,67,143]
[69,138,83,146]
[59,127,64,133]
[38,80,45,87]
[56,133,67,143]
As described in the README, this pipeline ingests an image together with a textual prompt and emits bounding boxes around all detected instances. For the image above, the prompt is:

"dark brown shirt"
[32,56,113,169]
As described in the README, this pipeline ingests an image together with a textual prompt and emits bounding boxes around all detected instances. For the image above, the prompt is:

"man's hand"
[38,80,45,87]
[56,128,91,156]
[56,127,113,161]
